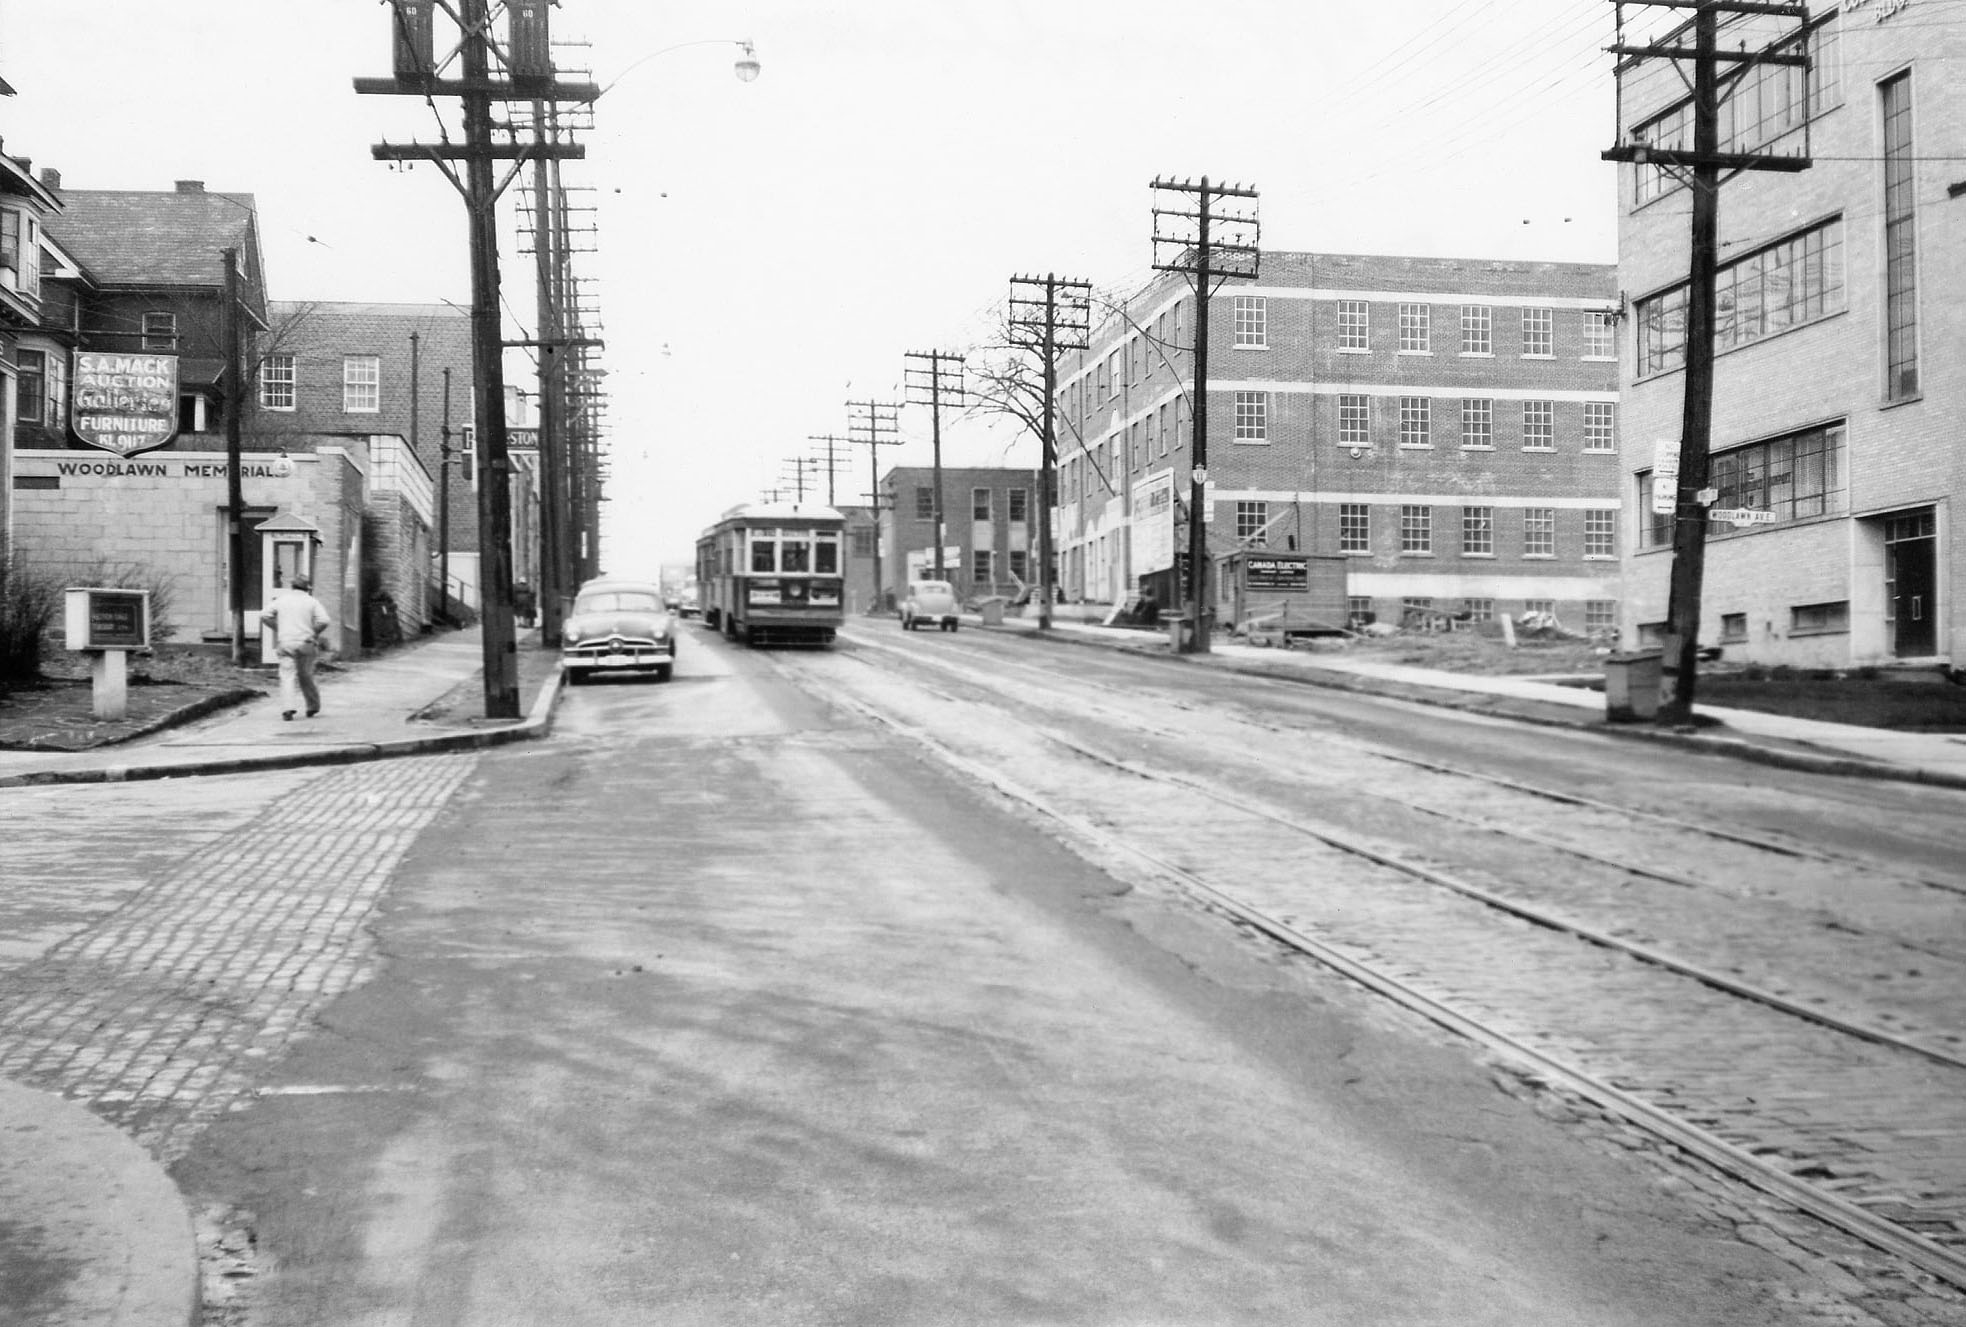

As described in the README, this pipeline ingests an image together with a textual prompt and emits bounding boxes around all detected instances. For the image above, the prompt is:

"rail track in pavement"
[763,626,1966,1304]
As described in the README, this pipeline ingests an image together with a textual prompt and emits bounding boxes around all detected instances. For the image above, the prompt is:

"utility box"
[1603,650,1664,722]
[1225,551,1348,645]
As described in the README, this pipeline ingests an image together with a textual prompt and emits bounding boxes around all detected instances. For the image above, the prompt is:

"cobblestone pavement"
[0,754,478,1164]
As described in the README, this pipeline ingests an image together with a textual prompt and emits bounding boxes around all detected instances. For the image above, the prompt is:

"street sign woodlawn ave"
[71,351,180,458]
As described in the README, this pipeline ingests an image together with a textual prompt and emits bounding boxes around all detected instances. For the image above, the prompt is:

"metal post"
[221,248,249,666]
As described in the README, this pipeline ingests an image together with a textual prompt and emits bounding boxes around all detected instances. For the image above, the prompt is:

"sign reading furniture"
[70,352,180,458]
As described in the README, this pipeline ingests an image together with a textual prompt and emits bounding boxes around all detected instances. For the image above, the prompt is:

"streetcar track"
[781,652,1966,1294]
[858,625,1966,895]
[846,632,1966,966]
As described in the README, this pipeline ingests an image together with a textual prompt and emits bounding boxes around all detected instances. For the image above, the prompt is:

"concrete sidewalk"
[978,611,1966,790]
[0,627,563,1326]
[0,626,563,788]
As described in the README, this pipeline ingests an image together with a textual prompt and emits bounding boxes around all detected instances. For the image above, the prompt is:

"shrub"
[0,552,61,687]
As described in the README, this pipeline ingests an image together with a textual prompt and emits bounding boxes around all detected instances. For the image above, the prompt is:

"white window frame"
[1524,507,1556,558]
[1339,503,1370,553]
[1584,508,1617,559]
[260,353,297,411]
[1233,390,1269,443]
[1399,396,1431,448]
[1583,401,1616,452]
[1522,400,1554,451]
[143,311,179,351]
[343,354,381,413]
[1397,303,1430,353]
[1400,504,1433,555]
[1337,300,1370,352]
[1461,397,1493,450]
[1462,506,1494,557]
[1460,305,1492,356]
[1233,295,1267,349]
[1521,307,1554,357]
[1337,394,1369,448]
[1582,310,1616,359]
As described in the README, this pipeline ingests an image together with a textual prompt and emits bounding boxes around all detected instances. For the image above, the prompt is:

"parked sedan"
[900,580,961,632]
[562,577,676,683]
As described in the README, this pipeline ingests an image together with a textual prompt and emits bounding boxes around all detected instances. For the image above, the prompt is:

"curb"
[0,666,564,789]
[977,621,1966,792]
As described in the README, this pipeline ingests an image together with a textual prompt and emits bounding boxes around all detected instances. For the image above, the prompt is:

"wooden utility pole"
[439,367,453,619]
[1604,0,1811,722]
[1151,176,1259,655]
[808,434,852,507]
[1008,273,1092,631]
[848,399,901,612]
[904,351,964,583]
[221,248,249,665]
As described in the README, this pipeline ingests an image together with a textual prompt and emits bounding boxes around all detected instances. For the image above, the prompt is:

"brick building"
[1614,7,1961,668]
[877,465,1040,607]
[1054,252,1622,632]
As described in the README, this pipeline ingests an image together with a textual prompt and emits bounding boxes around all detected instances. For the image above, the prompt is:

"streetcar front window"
[781,538,811,573]
[750,537,776,573]
[815,535,839,575]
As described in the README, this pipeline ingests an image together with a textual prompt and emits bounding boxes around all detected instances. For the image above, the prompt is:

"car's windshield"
[573,592,662,615]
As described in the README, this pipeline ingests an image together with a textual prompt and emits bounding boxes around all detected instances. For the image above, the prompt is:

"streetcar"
[695,501,846,646]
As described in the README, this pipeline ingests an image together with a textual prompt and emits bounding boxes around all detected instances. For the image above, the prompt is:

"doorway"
[1884,507,1937,658]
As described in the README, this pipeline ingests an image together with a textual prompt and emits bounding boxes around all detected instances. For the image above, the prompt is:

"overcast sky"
[4,0,1621,572]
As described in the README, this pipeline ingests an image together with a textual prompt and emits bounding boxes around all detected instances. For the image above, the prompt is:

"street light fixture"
[597,38,762,100]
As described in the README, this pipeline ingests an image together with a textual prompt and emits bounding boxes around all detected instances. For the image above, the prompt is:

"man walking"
[261,574,332,720]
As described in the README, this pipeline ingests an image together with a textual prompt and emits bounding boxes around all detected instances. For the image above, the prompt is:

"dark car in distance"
[562,577,676,684]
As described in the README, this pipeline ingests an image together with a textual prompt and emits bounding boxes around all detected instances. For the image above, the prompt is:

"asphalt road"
[157,626,1875,1325]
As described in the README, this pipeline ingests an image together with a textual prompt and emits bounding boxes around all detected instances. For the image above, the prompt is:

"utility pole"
[779,456,818,503]
[439,367,453,620]
[808,433,853,507]
[904,350,964,583]
[1151,176,1259,655]
[221,247,249,666]
[848,398,901,612]
[1008,273,1092,632]
[1604,0,1811,722]
[358,0,595,718]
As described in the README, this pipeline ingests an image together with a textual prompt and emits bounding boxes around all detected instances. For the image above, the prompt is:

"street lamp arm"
[597,38,759,99]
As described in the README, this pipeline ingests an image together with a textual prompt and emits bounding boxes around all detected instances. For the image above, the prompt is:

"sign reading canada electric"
[70,352,180,458]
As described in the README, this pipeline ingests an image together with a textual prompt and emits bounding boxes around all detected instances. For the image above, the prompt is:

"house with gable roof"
[0,148,65,551]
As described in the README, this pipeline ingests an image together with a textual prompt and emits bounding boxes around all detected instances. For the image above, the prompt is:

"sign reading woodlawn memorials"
[70,352,180,458]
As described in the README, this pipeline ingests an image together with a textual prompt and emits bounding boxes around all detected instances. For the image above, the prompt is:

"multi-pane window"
[1522,400,1554,450]
[1710,421,1846,526]
[1235,501,1269,546]
[973,550,994,586]
[1882,72,1918,400]
[1524,508,1555,558]
[1009,550,1029,581]
[143,312,179,351]
[1234,295,1267,348]
[1462,599,1495,622]
[1398,303,1429,352]
[342,354,380,412]
[1347,596,1375,625]
[259,354,296,411]
[1339,503,1370,553]
[1583,401,1615,451]
[1337,394,1369,447]
[1399,396,1431,448]
[1233,391,1268,442]
[1158,403,1171,455]
[915,485,934,520]
[1462,506,1494,557]
[1524,598,1555,618]
[16,349,45,424]
[1460,305,1491,355]
[1400,505,1432,554]
[1337,300,1369,351]
[1637,217,1845,375]
[851,527,877,557]
[0,208,36,295]
[1460,398,1492,449]
[1583,310,1615,359]
[1585,600,1618,634]
[1521,307,1554,357]
[1008,488,1028,523]
[972,488,992,521]
[1584,509,1617,558]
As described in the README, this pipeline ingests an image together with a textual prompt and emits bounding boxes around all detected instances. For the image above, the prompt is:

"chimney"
[39,167,59,190]
[175,180,205,193]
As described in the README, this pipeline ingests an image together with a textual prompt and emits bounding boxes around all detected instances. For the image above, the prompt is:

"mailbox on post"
[64,587,151,720]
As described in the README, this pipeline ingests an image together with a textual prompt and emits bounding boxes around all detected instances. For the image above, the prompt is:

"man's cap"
[290,575,311,590]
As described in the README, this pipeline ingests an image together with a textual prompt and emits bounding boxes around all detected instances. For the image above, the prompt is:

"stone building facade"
[1054,251,1622,632]
[1614,6,1963,667]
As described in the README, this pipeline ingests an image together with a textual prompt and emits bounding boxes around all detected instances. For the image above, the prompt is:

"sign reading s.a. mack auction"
[70,352,180,458]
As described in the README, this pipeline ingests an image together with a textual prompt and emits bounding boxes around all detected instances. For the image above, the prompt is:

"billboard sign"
[1131,470,1177,574]
[71,353,180,458]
